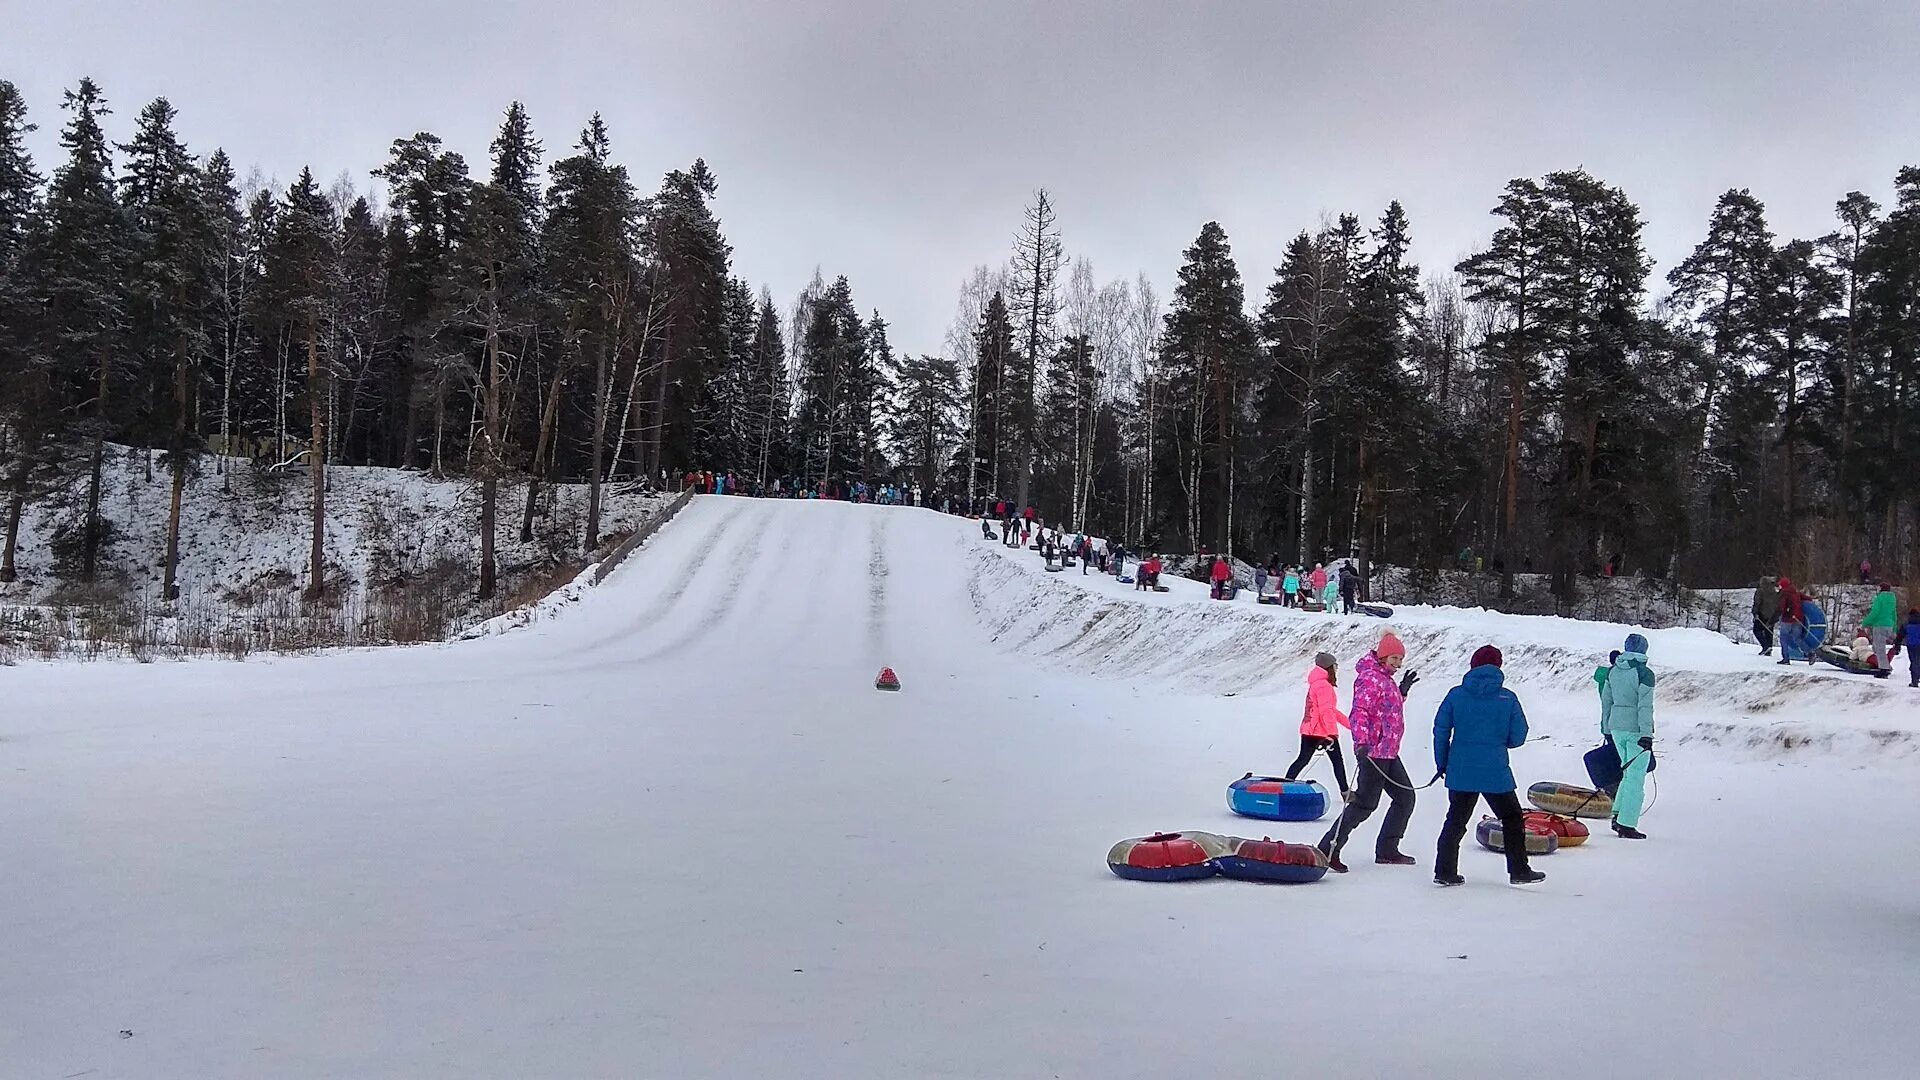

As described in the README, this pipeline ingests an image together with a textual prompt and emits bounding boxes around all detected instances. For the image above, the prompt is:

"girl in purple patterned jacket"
[1317,630,1422,873]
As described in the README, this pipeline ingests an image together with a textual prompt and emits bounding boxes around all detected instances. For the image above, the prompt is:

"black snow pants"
[1320,751,1414,858]
[1436,789,1532,879]
[1753,618,1776,654]
[1284,735,1350,794]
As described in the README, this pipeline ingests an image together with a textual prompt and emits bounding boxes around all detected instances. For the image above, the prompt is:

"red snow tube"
[1522,811,1589,847]
[1106,831,1223,882]
[1476,816,1560,855]
[1212,836,1329,883]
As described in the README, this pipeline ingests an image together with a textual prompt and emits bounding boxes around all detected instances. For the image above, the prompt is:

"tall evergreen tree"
[20,78,129,581]
[273,168,340,598]
[0,79,44,582]
[888,353,962,497]
[119,97,216,598]
[1157,221,1256,551]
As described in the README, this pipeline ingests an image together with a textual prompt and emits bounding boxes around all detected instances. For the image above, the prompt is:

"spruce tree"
[275,168,339,598]
[22,78,130,581]
[0,79,43,582]
[120,98,215,598]
[1158,221,1256,551]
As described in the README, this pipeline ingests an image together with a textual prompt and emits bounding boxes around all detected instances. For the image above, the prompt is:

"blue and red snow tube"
[1106,831,1229,881]
[1212,836,1330,883]
[1227,775,1329,822]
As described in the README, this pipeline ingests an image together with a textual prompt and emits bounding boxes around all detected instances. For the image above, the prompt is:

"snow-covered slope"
[971,538,1920,756]
[2,498,1915,1078]
[0,445,671,644]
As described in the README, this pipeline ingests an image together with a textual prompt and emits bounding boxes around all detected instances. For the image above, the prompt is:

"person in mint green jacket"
[1600,633,1656,839]
[1862,582,1899,673]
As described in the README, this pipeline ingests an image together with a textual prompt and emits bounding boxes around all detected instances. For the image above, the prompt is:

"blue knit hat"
[1624,633,1649,654]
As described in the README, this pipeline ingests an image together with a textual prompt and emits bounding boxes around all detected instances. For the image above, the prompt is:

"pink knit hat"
[1375,631,1406,662]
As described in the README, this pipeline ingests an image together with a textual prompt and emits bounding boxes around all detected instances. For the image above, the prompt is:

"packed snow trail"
[3,497,1917,1078]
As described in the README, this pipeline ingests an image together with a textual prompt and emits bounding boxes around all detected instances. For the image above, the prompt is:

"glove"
[1638,736,1653,751]
[1398,670,1420,696]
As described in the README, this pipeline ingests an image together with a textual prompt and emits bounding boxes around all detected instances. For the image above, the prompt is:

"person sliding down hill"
[1284,653,1353,800]
[1317,631,1421,873]
[1601,633,1656,839]
[1432,646,1545,886]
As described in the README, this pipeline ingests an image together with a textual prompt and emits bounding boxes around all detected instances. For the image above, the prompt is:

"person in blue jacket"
[1903,610,1920,688]
[1432,645,1545,886]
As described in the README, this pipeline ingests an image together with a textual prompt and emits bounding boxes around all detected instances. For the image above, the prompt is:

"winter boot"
[1317,842,1348,874]
[1612,822,1647,840]
[1433,872,1465,887]
[1375,851,1416,866]
[1509,869,1547,885]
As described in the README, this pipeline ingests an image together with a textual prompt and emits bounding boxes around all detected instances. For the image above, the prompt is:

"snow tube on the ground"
[1213,836,1329,883]
[1527,781,1612,820]
[1815,644,1890,676]
[1228,775,1329,821]
[1521,811,1589,846]
[1106,831,1227,882]
[1358,603,1394,618]
[1151,585,1170,593]
[1476,816,1561,855]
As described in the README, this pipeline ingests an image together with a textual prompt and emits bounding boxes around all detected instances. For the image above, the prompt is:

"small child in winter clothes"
[1284,652,1352,797]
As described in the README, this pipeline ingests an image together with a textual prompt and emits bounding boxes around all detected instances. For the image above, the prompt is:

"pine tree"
[542,115,638,549]
[1158,221,1256,551]
[971,291,1016,499]
[119,98,216,598]
[0,79,44,582]
[275,168,339,598]
[1457,179,1553,567]
[1008,190,1063,508]
[745,287,790,485]
[21,79,130,581]
[888,354,962,496]
[373,132,471,471]
[642,159,731,477]
[1257,227,1351,563]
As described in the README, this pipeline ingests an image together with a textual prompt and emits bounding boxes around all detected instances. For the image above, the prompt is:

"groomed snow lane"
[3,496,1916,1078]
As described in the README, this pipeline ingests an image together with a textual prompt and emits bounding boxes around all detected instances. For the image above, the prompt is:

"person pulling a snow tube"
[1776,583,1827,664]
[1600,634,1656,840]
[1432,645,1545,886]
[1317,631,1420,873]
[1228,775,1329,821]
[1214,836,1330,883]
[1281,652,1353,802]
[1107,831,1229,881]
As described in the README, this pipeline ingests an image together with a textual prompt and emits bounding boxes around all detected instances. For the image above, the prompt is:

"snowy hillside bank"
[968,533,1918,759]
[0,445,672,660]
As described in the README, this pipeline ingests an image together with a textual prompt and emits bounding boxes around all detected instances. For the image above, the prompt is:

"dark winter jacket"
[1753,578,1781,625]
[1902,615,1920,649]
[1433,665,1529,793]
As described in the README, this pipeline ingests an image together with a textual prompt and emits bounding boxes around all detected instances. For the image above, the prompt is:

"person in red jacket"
[1209,556,1232,600]
[1284,652,1352,797]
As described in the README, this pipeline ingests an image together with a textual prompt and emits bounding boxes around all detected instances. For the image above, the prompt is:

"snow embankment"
[966,536,1919,759]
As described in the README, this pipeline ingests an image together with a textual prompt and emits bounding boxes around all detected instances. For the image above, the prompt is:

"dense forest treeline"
[0,77,1915,606]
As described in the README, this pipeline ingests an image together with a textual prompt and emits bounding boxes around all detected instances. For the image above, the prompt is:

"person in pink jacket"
[1315,630,1422,873]
[1283,652,1351,797]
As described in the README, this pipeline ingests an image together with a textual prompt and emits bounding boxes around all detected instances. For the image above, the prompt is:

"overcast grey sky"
[4,1,1917,354]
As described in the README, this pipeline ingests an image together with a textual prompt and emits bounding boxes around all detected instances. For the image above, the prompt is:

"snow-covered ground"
[0,446,672,652]
[3,497,1917,1077]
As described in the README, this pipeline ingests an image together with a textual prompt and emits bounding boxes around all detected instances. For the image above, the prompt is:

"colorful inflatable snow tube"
[1476,816,1561,856]
[1228,775,1329,822]
[1527,781,1613,820]
[1106,831,1229,882]
[1781,600,1830,662]
[1522,811,1589,847]
[1213,836,1330,883]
